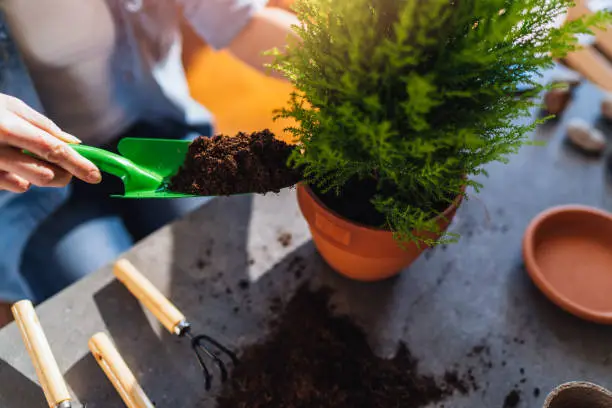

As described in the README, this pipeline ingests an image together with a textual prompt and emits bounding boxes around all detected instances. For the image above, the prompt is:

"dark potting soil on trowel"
[215,285,470,408]
[168,129,302,196]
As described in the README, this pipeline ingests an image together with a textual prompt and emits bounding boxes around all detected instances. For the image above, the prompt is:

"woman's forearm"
[227,7,300,80]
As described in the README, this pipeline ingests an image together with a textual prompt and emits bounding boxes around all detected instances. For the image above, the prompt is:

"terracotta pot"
[543,382,612,408]
[296,183,464,281]
[522,205,612,324]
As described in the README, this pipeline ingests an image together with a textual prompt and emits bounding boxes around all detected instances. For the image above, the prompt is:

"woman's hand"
[0,94,101,193]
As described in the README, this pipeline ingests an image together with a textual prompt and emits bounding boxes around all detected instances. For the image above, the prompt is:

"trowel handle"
[114,259,186,335]
[69,144,137,180]
[11,300,72,408]
[89,333,154,408]
[70,144,163,193]
[23,145,132,182]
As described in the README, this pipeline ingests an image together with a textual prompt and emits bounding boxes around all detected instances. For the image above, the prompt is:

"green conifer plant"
[270,0,610,247]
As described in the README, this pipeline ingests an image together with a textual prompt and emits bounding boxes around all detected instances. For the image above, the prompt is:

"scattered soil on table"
[467,344,489,357]
[194,241,214,270]
[312,176,457,229]
[269,296,282,313]
[466,341,495,374]
[284,255,306,280]
[168,130,302,196]
[465,368,478,391]
[444,371,470,395]
[533,387,541,398]
[503,390,521,408]
[215,285,473,408]
[277,232,292,248]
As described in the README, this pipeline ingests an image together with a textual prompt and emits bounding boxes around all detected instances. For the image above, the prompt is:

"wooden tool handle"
[88,333,154,408]
[11,300,71,408]
[113,259,185,334]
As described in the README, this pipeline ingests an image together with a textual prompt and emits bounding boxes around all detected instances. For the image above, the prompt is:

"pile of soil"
[215,285,470,407]
[168,130,302,196]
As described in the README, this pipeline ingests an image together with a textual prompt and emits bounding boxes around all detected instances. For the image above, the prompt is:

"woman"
[0,0,298,325]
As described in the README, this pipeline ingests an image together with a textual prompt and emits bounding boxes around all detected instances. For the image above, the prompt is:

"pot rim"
[298,181,467,234]
[543,381,612,407]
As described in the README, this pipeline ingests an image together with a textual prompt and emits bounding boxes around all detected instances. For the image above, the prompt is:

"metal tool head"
[178,323,239,390]
[57,402,87,408]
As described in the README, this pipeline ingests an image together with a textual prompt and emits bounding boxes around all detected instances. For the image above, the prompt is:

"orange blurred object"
[180,6,297,144]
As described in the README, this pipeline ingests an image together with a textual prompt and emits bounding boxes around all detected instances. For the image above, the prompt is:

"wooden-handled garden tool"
[11,300,82,408]
[88,332,154,408]
[113,259,238,390]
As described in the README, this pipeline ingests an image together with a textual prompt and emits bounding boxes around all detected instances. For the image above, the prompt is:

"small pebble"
[565,118,606,154]
[544,84,571,115]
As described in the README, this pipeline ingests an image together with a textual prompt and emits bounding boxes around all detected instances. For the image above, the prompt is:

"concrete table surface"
[1,65,612,408]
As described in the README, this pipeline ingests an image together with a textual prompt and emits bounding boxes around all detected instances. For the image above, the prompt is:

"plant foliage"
[270,0,611,246]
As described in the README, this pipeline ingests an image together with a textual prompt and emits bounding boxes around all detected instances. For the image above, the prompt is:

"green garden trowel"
[71,138,196,199]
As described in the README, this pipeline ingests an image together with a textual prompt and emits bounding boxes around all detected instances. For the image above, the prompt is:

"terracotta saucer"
[523,205,612,324]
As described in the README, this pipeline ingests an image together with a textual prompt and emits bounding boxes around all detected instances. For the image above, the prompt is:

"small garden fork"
[114,259,239,390]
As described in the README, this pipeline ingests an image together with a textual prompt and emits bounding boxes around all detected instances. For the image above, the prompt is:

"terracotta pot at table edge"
[543,382,612,408]
[296,183,465,281]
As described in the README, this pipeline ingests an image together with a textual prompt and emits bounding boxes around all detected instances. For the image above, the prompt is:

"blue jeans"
[0,120,213,303]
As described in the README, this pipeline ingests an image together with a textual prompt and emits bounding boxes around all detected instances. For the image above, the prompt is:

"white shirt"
[0,0,267,145]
